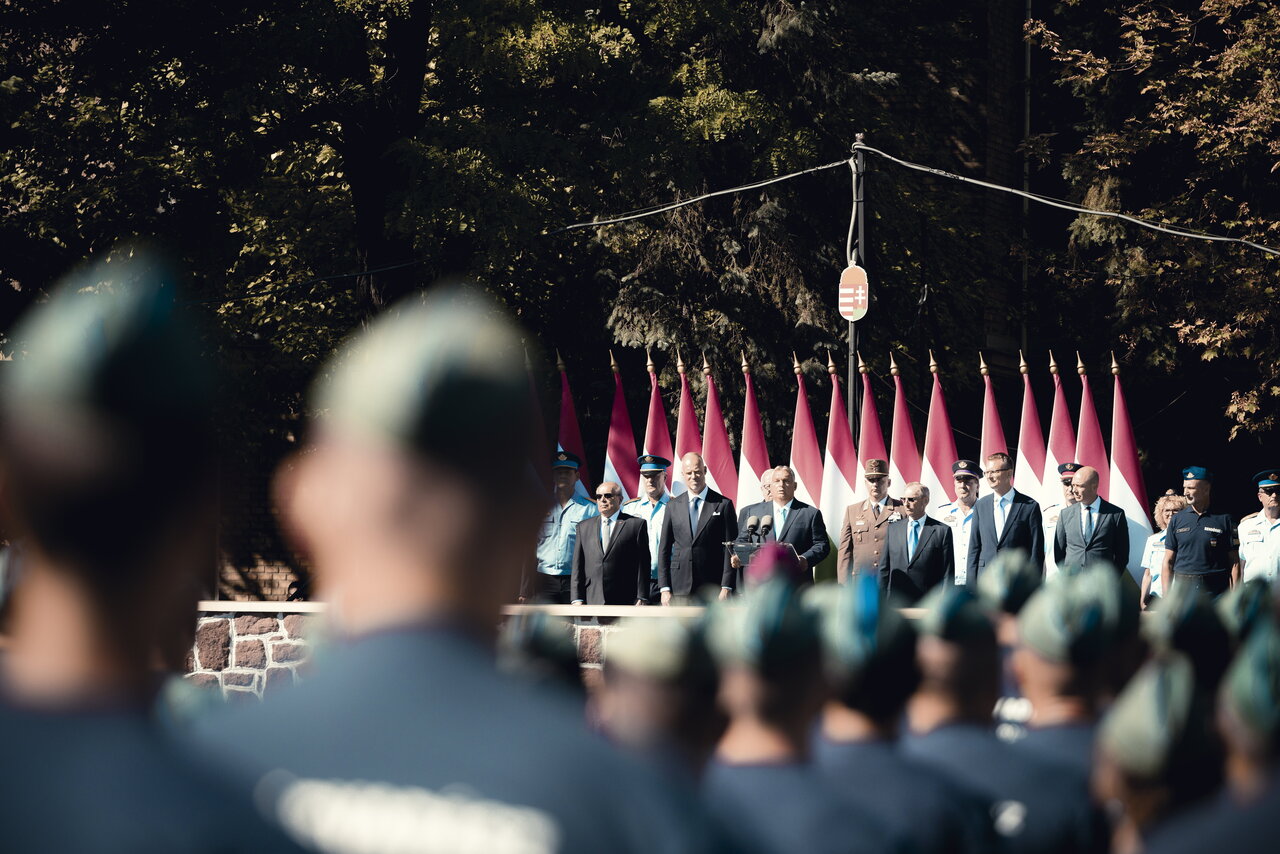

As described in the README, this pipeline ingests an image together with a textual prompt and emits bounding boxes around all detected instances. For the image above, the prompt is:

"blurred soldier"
[904,586,1106,854]
[658,453,736,604]
[1054,466,1130,574]
[732,466,827,586]
[531,451,599,603]
[837,459,903,584]
[1140,491,1187,609]
[597,614,725,779]
[812,579,996,854]
[703,579,902,854]
[190,288,722,854]
[1043,463,1082,579]
[967,453,1045,587]
[622,454,671,603]
[498,612,584,699]
[1237,469,1280,583]
[1161,466,1238,597]
[936,460,981,586]
[1145,582,1234,698]
[0,257,302,853]
[1093,654,1223,854]
[1217,617,1280,803]
[975,549,1043,740]
[884,483,954,602]
[571,482,649,606]
[1216,578,1271,645]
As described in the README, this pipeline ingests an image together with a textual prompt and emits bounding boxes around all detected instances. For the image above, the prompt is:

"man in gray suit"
[1053,466,1130,574]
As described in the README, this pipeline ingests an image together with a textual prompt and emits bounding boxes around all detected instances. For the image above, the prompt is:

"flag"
[671,353,703,497]
[602,352,640,500]
[736,354,772,510]
[979,355,1010,497]
[790,356,824,507]
[920,354,960,519]
[557,353,590,499]
[820,354,859,549]
[888,356,921,496]
[527,352,551,492]
[1075,354,1110,499]
[1042,353,1077,505]
[1013,353,1047,507]
[1109,356,1153,583]
[855,358,888,502]
[701,355,738,501]
[642,351,675,491]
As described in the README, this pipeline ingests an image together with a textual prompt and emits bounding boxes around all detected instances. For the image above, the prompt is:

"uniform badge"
[855,519,866,525]
[943,515,957,525]
[887,512,903,523]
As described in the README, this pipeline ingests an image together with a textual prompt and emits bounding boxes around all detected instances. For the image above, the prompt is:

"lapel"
[777,500,806,540]
[692,491,716,541]
[1083,501,1103,546]
[873,500,895,529]
[910,519,934,566]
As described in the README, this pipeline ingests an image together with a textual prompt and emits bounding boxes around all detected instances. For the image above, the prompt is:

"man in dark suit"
[731,469,776,589]
[658,452,736,603]
[572,482,650,605]
[732,466,828,585]
[966,452,1045,586]
[885,483,954,602]
[1053,465,1130,574]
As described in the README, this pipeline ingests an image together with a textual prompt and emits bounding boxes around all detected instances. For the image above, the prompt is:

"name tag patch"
[1176,527,1191,533]
[1205,527,1223,534]
[855,519,866,526]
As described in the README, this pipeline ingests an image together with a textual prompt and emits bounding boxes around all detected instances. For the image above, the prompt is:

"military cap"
[951,460,981,480]
[1254,469,1280,488]
[497,612,581,691]
[1216,578,1271,643]
[1018,569,1114,665]
[975,548,1042,616]
[1098,653,1199,780]
[1222,617,1280,750]
[1145,582,1232,691]
[1181,465,1212,481]
[706,577,819,677]
[607,613,716,686]
[314,286,534,478]
[864,459,889,479]
[916,585,995,644]
[552,451,581,470]
[637,454,671,472]
[811,575,916,685]
[1057,463,1083,477]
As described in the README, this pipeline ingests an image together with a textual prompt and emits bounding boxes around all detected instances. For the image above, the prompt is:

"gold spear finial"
[646,348,656,374]
[858,351,868,375]
[677,348,686,374]
[980,352,990,377]
[741,350,750,375]
[556,350,566,373]
[929,350,939,375]
[702,351,712,377]
[1111,352,1120,376]
[1076,351,1087,376]
[827,350,838,375]
[890,353,900,377]
[792,352,802,376]
[1019,350,1029,375]
[609,349,619,374]
[1049,351,1059,375]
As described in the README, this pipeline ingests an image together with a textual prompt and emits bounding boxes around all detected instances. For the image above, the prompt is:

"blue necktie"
[690,496,702,531]
[1083,505,1094,541]
[908,519,920,562]
[778,505,788,536]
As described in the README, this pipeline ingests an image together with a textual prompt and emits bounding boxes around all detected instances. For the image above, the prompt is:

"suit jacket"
[571,514,650,605]
[659,489,737,595]
[1053,499,1130,573]
[966,490,1044,585]
[837,498,903,584]
[885,516,954,602]
[734,500,829,585]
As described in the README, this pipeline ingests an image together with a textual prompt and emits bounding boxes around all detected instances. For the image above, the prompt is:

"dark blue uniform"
[815,737,996,854]
[1164,506,1238,596]
[1015,723,1097,780]
[702,759,903,854]
[189,626,722,854]
[0,701,303,853]
[904,723,1107,854]
[1144,778,1280,854]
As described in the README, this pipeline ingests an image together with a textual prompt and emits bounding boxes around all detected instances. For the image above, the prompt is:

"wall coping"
[197,600,928,620]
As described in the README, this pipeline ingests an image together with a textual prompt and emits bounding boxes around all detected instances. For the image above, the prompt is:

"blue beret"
[1182,466,1212,481]
[552,451,581,470]
[638,454,671,472]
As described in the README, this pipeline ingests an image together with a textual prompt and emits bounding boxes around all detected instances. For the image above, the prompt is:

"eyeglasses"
[986,468,1012,475]
[902,496,923,502]
[595,493,620,500]
[1261,487,1280,496]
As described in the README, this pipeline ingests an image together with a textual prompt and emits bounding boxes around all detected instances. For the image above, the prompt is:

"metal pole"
[849,134,866,432]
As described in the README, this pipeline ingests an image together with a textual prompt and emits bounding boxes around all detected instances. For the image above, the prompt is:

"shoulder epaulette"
[1240,511,1260,523]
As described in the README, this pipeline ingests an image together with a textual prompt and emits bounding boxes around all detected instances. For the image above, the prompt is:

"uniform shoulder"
[1239,511,1261,524]
[621,497,642,508]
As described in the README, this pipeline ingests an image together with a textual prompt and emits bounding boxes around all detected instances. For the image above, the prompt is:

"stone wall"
[188,610,318,701]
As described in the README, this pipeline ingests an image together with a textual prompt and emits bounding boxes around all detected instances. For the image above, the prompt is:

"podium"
[724,540,798,566]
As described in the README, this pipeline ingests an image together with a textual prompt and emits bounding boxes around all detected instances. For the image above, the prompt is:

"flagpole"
[849,132,866,431]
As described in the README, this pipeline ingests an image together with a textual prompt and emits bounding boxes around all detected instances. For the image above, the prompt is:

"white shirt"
[688,487,710,529]
[599,511,621,549]
[1239,512,1280,582]
[938,500,976,585]
[1141,530,1168,597]
[622,493,669,580]
[1080,497,1102,538]
[773,498,796,534]
[992,489,1014,541]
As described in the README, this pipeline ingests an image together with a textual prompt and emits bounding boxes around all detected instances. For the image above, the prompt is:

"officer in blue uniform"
[621,454,671,604]
[532,451,598,603]
[904,586,1107,854]
[0,255,303,853]
[1161,466,1239,598]
[188,288,722,854]
[702,578,903,854]
[811,579,996,854]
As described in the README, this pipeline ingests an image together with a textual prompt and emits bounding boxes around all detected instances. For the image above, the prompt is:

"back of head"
[811,576,919,721]
[915,585,999,713]
[1145,582,1233,695]
[1019,566,1124,667]
[1217,578,1271,646]
[976,549,1042,617]
[497,612,582,697]
[1220,616,1280,764]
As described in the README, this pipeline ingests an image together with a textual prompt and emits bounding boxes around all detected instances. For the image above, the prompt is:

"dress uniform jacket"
[837,498,904,584]
[884,516,954,602]
[966,490,1045,586]
[1052,499,1129,573]
[571,513,650,605]
[658,489,737,595]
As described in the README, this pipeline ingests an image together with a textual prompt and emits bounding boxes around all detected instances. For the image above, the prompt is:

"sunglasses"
[1261,486,1280,496]
[595,493,620,500]
[902,496,924,502]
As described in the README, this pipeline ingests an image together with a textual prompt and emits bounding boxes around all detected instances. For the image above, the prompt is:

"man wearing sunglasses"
[572,483,651,606]
[1237,469,1280,583]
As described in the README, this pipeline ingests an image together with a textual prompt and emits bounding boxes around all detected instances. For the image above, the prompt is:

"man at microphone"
[732,466,828,585]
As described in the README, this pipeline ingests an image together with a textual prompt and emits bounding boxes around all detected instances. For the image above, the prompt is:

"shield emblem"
[838,265,869,322]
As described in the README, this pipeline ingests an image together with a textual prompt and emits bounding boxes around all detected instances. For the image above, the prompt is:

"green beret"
[975,549,1042,616]
[313,286,533,477]
[1018,568,1114,665]
[1217,578,1271,643]
[1099,653,1199,779]
[916,585,995,644]
[606,614,716,687]
[1145,582,1232,691]
[1222,616,1280,750]
[707,577,819,676]
[810,575,915,681]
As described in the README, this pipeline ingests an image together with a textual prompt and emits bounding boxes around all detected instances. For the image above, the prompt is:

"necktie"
[1083,506,1094,541]
[690,496,702,531]
[908,519,920,562]
[873,503,881,519]
[602,516,612,551]
[778,505,788,534]
[995,496,1006,539]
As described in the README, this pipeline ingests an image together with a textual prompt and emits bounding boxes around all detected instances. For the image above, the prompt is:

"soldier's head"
[910,587,1000,730]
[863,459,890,502]
[771,466,796,505]
[550,453,580,494]
[278,286,540,635]
[681,452,707,495]
[0,250,218,694]
[1217,616,1280,798]
[1181,467,1212,510]
[638,456,669,501]
[902,483,929,520]
[594,482,622,515]
[1071,466,1101,506]
[1255,469,1280,514]
[984,452,1014,495]
[759,469,776,501]
[1059,463,1082,505]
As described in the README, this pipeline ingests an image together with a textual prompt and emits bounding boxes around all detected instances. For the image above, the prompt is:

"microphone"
[759,515,773,541]
[745,516,760,541]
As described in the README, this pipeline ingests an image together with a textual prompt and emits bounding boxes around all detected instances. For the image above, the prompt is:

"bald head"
[1071,466,1100,506]
[682,453,707,495]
